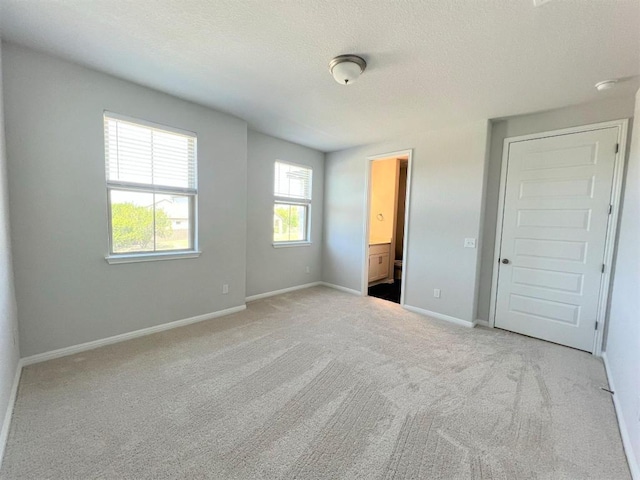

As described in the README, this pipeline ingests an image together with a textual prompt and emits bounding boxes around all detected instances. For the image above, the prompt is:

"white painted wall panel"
[0,41,20,456]
[323,121,490,324]
[605,90,640,479]
[478,96,635,322]
[3,43,248,356]
[246,131,324,297]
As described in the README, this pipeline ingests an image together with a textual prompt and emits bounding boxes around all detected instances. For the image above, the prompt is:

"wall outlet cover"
[464,238,476,248]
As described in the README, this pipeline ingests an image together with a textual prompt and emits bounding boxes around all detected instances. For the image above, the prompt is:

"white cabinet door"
[378,254,390,279]
[368,255,380,282]
[368,244,391,282]
[495,127,618,351]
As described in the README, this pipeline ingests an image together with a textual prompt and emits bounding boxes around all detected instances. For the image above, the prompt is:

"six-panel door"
[495,127,618,351]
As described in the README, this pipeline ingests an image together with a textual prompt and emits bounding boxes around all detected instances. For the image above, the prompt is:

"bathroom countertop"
[369,239,391,246]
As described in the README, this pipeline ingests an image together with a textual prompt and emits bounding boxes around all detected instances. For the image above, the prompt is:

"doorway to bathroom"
[363,149,412,305]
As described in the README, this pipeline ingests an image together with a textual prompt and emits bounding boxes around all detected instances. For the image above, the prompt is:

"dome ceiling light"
[329,55,367,85]
[595,79,618,91]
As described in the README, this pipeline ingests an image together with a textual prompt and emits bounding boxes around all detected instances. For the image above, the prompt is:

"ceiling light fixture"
[595,80,618,91]
[329,55,367,85]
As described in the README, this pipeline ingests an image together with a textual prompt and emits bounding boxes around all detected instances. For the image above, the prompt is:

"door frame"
[488,119,629,355]
[362,149,414,306]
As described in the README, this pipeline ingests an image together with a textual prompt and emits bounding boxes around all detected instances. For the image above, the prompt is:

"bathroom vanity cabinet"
[368,243,391,283]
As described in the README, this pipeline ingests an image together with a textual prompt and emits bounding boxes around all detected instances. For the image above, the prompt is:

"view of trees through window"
[273,203,306,242]
[110,190,191,253]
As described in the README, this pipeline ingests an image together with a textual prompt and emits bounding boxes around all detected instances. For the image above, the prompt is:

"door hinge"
[601,264,605,273]
[615,143,619,154]
[595,321,599,331]
[609,204,613,215]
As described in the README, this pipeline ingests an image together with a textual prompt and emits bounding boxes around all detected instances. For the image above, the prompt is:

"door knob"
[501,258,510,264]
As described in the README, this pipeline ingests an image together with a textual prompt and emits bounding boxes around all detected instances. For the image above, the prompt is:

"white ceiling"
[1,0,639,152]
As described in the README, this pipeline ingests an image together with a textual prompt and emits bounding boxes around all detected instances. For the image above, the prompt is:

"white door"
[495,127,619,351]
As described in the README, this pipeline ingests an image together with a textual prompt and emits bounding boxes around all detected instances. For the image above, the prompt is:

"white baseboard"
[0,359,23,470]
[403,304,475,328]
[245,282,321,302]
[21,304,247,367]
[320,282,362,296]
[602,353,639,480]
[475,319,491,328]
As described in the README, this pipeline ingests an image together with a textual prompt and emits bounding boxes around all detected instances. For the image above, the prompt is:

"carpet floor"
[0,286,630,479]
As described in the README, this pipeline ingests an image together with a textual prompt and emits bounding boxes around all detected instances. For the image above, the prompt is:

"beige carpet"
[0,286,630,479]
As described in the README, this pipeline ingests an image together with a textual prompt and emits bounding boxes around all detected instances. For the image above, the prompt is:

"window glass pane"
[110,190,155,253]
[155,194,192,251]
[274,203,307,242]
[110,190,193,253]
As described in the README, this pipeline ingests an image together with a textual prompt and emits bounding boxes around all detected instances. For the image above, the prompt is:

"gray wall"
[323,121,490,324]
[246,131,324,297]
[605,89,640,478]
[0,42,20,454]
[477,96,636,322]
[3,43,248,357]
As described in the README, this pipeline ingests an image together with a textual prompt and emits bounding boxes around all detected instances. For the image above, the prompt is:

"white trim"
[245,282,321,302]
[488,119,629,357]
[602,353,640,480]
[320,282,362,296]
[106,251,201,264]
[0,359,23,470]
[403,304,475,328]
[475,319,491,328]
[593,120,628,356]
[362,149,413,306]
[21,305,246,366]
[272,242,312,248]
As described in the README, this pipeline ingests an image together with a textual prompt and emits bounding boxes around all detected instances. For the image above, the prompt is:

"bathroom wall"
[369,158,398,244]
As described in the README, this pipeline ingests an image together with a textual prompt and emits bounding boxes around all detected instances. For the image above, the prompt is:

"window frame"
[104,112,200,264]
[273,160,313,247]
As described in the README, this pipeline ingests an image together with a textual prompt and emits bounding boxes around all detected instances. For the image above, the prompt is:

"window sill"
[106,251,201,264]
[272,242,312,249]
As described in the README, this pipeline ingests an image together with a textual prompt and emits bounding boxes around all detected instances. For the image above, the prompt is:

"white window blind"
[274,161,312,201]
[105,114,196,191]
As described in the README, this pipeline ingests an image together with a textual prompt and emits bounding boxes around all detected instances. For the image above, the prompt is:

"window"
[273,161,312,244]
[104,113,198,261]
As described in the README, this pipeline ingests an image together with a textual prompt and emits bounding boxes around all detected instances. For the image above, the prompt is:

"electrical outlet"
[222,284,229,294]
[464,238,476,248]
[434,289,441,298]
[306,266,311,274]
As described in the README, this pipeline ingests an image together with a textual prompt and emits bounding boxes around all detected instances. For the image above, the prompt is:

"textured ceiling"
[1,0,639,152]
